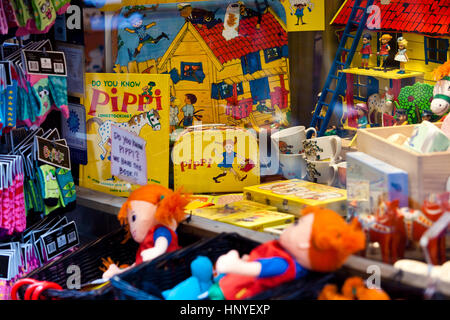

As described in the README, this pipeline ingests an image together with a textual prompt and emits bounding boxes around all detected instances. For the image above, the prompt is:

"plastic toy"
[377,34,392,72]
[207,206,365,300]
[359,33,372,70]
[355,103,369,128]
[102,184,190,280]
[395,37,408,74]
[357,196,448,265]
[318,276,390,300]
[431,61,450,137]
[394,108,408,126]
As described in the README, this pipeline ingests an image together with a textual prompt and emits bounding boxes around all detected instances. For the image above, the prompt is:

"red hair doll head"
[118,184,190,243]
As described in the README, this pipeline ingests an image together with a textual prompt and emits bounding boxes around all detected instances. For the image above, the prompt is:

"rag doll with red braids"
[207,207,366,300]
[102,184,190,280]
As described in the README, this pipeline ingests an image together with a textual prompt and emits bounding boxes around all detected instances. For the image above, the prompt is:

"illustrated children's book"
[244,179,348,216]
[190,200,277,221]
[264,223,294,236]
[79,73,170,196]
[112,1,291,131]
[217,209,295,231]
[185,193,244,211]
[173,125,260,193]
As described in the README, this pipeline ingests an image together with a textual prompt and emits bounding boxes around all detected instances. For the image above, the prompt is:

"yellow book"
[217,210,295,232]
[80,73,170,197]
[264,223,294,236]
[244,179,347,216]
[190,200,277,221]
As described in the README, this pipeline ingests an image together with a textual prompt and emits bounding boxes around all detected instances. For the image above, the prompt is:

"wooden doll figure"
[377,34,392,72]
[359,33,372,70]
[355,103,369,128]
[102,184,190,280]
[394,109,408,126]
[208,207,366,300]
[395,37,409,74]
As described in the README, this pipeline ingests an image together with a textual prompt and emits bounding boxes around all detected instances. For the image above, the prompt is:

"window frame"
[424,37,449,65]
[180,62,204,82]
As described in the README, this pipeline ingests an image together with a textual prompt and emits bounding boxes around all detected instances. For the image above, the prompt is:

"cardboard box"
[218,210,295,232]
[244,179,347,216]
[190,200,277,221]
[346,152,409,216]
[356,124,450,208]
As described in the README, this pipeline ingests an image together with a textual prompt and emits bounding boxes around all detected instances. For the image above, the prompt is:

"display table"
[76,186,450,297]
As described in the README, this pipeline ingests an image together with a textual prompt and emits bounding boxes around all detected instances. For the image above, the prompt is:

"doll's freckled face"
[279,214,314,269]
[128,200,158,244]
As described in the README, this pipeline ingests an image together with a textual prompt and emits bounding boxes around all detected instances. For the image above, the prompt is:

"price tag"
[22,50,67,76]
[40,221,80,262]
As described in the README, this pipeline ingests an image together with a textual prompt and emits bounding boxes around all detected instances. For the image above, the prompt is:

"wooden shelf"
[341,67,424,80]
[76,186,450,297]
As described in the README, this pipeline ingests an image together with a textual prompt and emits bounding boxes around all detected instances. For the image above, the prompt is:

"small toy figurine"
[395,37,409,74]
[431,61,450,138]
[102,184,190,280]
[421,109,433,122]
[207,207,365,300]
[394,108,408,126]
[359,33,372,70]
[355,103,369,128]
[377,34,392,72]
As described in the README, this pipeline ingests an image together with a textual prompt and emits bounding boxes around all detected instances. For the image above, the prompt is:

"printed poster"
[281,0,325,31]
[112,1,291,131]
[79,73,170,196]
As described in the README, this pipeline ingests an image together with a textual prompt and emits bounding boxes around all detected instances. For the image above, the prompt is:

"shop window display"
[0,0,448,304]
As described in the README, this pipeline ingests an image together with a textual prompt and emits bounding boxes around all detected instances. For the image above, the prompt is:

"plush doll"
[102,184,190,280]
[206,206,365,300]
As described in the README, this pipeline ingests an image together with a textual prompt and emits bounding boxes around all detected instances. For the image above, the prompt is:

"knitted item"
[2,0,19,28]
[48,76,69,118]
[0,0,8,34]
[51,0,70,14]
[14,174,26,233]
[13,0,33,28]
[5,81,18,129]
[56,168,76,206]
[37,165,60,207]
[31,0,56,31]
[28,75,52,126]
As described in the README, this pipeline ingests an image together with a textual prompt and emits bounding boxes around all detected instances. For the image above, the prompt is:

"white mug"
[271,126,317,155]
[303,135,342,162]
[306,159,338,186]
[279,154,307,180]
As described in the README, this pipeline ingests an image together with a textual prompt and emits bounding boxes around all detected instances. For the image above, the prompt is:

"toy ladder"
[309,0,375,137]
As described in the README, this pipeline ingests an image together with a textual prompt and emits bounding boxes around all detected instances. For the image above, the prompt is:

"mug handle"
[329,164,339,186]
[331,137,342,163]
[305,127,317,139]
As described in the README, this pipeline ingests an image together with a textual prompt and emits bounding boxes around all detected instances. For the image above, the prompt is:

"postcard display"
[79,73,170,196]
[112,1,292,130]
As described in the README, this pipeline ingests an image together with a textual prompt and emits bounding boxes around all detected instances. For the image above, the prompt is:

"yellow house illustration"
[115,7,291,130]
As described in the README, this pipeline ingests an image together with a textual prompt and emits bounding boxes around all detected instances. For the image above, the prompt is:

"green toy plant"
[397,82,434,124]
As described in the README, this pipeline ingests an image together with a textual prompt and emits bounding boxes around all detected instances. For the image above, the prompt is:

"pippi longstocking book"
[109,1,291,131]
[244,179,348,216]
[184,193,243,211]
[217,209,295,231]
[190,200,277,221]
[79,73,170,196]
[172,125,260,193]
